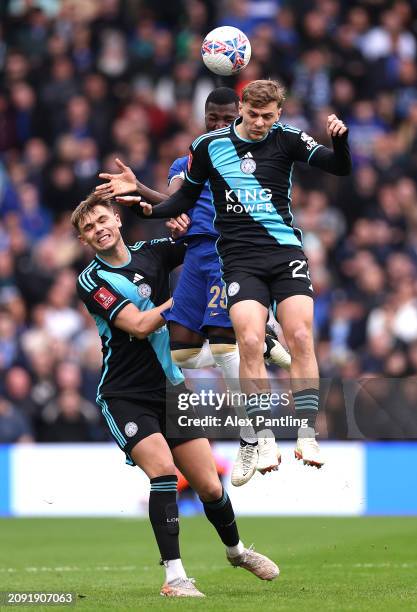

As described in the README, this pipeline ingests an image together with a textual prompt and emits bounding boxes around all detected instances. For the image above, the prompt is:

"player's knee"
[197,479,223,502]
[287,325,314,357]
[152,462,177,477]
[238,331,264,359]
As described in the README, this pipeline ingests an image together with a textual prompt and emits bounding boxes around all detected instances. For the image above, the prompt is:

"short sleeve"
[77,270,132,322]
[281,125,323,164]
[168,157,187,186]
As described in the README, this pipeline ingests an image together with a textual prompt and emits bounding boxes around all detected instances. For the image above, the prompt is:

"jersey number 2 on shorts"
[289,259,310,279]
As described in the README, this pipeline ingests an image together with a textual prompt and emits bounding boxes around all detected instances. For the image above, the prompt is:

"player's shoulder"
[128,240,147,252]
[169,155,188,173]
[191,125,232,151]
[148,237,174,247]
[77,259,102,295]
[129,237,174,252]
[273,121,302,136]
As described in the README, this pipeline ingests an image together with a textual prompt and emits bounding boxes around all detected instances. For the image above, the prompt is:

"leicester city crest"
[240,157,256,174]
[125,422,138,437]
[228,282,240,297]
[138,283,151,298]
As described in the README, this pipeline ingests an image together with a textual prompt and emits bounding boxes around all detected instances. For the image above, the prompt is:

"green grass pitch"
[0,517,416,611]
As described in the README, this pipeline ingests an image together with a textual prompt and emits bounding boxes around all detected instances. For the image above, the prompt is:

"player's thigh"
[277,294,315,346]
[169,321,204,346]
[171,438,222,501]
[164,249,208,335]
[229,299,268,350]
[207,325,235,339]
[100,396,175,476]
[130,432,176,479]
[269,256,314,312]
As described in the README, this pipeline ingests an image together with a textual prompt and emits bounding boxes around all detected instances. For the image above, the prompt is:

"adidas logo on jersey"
[133,273,144,283]
[242,151,253,158]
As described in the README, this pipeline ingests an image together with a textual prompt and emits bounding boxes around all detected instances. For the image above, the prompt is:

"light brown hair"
[71,192,114,232]
[241,79,286,109]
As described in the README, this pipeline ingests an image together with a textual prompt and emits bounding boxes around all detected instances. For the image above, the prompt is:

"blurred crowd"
[1,0,417,443]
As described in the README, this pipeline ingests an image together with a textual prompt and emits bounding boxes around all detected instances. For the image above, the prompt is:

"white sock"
[210,345,257,443]
[164,558,187,583]
[172,339,216,369]
[226,540,245,558]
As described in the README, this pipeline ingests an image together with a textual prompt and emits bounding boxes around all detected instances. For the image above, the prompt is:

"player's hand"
[166,214,191,239]
[115,195,153,216]
[95,158,137,200]
[327,114,348,138]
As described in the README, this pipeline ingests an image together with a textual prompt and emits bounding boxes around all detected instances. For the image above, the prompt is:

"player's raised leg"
[172,438,279,580]
[229,299,281,474]
[130,434,205,597]
[277,295,324,468]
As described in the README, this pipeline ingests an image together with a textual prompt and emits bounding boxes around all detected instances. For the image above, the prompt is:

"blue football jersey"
[168,156,218,239]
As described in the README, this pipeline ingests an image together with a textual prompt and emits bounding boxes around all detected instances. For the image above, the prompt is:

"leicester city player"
[95,87,290,487]
[73,192,279,597]
[134,79,352,471]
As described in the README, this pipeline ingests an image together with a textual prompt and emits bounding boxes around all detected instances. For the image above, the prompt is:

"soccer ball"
[201,26,251,77]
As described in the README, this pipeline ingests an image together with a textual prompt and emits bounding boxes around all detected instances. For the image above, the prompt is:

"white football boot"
[160,577,205,597]
[231,442,258,487]
[264,324,291,370]
[295,427,324,468]
[227,544,280,581]
[256,432,281,474]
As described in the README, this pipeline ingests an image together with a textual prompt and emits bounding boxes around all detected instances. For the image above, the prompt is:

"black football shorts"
[222,248,314,310]
[98,383,206,465]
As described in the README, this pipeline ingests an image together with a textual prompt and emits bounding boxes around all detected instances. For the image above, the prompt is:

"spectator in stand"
[0,397,33,443]
[1,0,417,443]
[39,389,96,443]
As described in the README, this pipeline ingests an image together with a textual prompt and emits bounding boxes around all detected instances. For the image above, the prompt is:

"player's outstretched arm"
[117,179,203,219]
[308,114,352,176]
[95,158,169,205]
[114,300,172,340]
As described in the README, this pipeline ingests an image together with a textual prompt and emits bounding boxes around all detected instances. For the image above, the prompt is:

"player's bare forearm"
[135,180,168,205]
[114,299,172,339]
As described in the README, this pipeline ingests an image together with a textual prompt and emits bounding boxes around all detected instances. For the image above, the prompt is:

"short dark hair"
[71,192,114,232]
[205,87,239,110]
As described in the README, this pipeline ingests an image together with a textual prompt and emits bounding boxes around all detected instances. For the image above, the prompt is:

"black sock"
[245,394,273,434]
[293,388,319,429]
[149,475,180,561]
[201,488,239,547]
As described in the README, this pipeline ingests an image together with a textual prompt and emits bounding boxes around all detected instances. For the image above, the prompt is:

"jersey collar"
[95,245,132,268]
[232,117,270,143]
